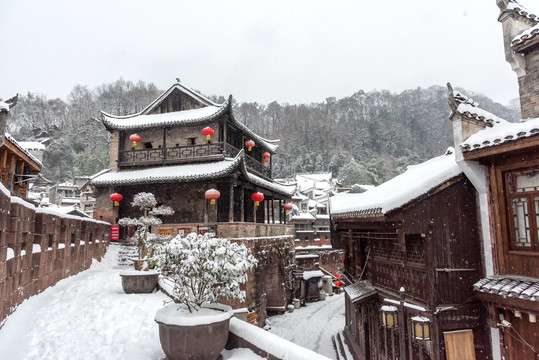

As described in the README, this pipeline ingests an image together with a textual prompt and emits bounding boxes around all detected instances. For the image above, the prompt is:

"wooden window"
[506,168,539,250]
[189,137,196,145]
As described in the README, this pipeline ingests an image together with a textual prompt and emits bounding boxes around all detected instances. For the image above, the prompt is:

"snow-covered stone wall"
[0,185,111,326]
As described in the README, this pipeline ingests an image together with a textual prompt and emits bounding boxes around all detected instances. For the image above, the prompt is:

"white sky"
[1,0,537,105]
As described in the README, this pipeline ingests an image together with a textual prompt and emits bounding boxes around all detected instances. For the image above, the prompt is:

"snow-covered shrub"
[155,233,257,313]
[118,192,174,270]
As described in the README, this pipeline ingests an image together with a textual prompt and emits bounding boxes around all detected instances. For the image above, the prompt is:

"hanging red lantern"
[335,280,343,288]
[129,134,142,147]
[109,193,123,207]
[262,152,271,165]
[282,203,293,214]
[205,188,221,210]
[245,139,255,151]
[251,192,264,208]
[202,127,214,141]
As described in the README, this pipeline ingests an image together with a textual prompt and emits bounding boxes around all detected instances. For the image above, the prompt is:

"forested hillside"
[5,79,520,185]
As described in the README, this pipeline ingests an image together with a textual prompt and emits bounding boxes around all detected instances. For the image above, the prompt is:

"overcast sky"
[1,0,537,106]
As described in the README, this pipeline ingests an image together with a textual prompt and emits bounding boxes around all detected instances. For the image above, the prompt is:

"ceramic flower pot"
[155,303,234,360]
[119,270,159,293]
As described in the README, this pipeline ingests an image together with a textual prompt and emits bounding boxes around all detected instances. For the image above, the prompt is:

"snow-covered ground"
[268,293,345,359]
[0,245,263,360]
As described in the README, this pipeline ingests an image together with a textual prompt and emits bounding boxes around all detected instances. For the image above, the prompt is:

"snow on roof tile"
[512,23,539,48]
[91,155,242,187]
[291,212,316,221]
[330,149,461,217]
[243,168,295,196]
[455,100,507,126]
[102,104,227,131]
[0,102,9,112]
[505,2,539,23]
[344,281,377,303]
[17,141,46,151]
[461,117,539,152]
[5,133,43,168]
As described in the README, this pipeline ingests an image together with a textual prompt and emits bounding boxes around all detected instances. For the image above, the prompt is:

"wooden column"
[279,199,283,224]
[229,182,234,222]
[163,127,167,162]
[240,186,245,222]
[271,194,275,224]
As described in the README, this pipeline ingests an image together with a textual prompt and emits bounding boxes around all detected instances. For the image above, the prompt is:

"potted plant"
[154,232,257,360]
[118,192,174,293]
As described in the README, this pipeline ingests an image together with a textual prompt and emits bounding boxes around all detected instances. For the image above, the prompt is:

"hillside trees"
[6,80,519,187]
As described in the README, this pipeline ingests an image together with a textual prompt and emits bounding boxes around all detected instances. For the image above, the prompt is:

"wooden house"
[0,96,42,199]
[330,149,490,360]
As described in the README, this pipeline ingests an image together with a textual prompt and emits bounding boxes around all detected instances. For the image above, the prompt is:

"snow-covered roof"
[5,133,43,168]
[344,281,376,303]
[504,1,539,23]
[454,96,506,126]
[291,212,316,221]
[91,151,294,196]
[303,270,324,280]
[102,104,227,131]
[0,102,9,112]
[462,117,539,152]
[101,82,280,154]
[92,153,243,187]
[17,141,46,151]
[512,23,539,48]
[330,149,461,217]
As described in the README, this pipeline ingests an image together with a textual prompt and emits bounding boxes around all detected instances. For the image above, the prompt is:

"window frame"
[505,168,539,251]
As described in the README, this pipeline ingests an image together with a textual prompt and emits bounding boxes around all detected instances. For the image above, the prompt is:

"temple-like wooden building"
[90,81,296,324]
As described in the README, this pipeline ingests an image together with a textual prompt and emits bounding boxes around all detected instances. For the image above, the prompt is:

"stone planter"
[155,303,234,360]
[120,270,158,294]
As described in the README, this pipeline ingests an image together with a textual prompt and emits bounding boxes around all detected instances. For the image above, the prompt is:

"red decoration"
[109,193,123,207]
[205,188,221,209]
[335,280,343,288]
[129,134,142,147]
[251,192,264,208]
[262,152,271,165]
[245,139,255,151]
[282,203,293,214]
[202,127,214,141]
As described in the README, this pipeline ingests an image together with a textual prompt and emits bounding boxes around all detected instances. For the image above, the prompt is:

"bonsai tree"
[155,233,257,312]
[118,192,174,270]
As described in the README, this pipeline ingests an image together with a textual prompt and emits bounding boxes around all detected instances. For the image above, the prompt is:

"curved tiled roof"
[91,153,242,186]
[512,23,539,48]
[505,2,539,22]
[5,133,42,168]
[102,103,228,131]
[331,149,461,218]
[474,275,539,302]
[461,117,539,152]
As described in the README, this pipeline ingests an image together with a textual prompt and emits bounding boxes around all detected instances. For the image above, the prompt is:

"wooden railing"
[119,142,224,166]
[370,258,429,303]
[224,144,271,178]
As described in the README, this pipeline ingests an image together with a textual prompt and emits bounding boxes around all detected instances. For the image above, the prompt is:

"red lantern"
[205,188,221,209]
[245,139,255,151]
[109,193,123,207]
[262,152,271,165]
[282,203,293,214]
[202,127,214,141]
[251,192,264,208]
[129,134,142,147]
[335,280,343,288]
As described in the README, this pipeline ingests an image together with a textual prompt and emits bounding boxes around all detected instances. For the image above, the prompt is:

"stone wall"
[519,50,539,119]
[0,186,110,326]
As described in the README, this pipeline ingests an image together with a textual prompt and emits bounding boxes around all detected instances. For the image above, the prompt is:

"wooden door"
[444,329,476,360]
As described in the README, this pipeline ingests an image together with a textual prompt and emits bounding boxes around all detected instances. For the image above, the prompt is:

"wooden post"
[229,182,234,222]
[240,186,244,222]
[399,288,408,360]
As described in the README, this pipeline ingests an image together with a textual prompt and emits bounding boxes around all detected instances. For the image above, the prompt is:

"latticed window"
[506,168,539,250]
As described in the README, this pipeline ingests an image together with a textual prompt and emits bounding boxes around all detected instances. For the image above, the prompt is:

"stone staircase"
[114,242,138,268]
[332,331,354,360]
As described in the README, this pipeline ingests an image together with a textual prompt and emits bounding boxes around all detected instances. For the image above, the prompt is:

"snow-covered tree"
[155,233,257,313]
[118,192,174,270]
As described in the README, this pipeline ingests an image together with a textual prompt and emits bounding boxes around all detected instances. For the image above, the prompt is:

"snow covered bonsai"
[118,192,174,270]
[155,233,257,312]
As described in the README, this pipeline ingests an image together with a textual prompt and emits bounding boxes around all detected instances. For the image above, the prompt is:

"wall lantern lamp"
[381,305,398,329]
[411,316,431,341]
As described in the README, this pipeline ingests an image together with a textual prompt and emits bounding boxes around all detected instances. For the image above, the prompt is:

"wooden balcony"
[118,142,272,178]
[118,142,225,167]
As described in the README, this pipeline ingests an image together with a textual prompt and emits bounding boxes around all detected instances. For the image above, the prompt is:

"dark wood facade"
[332,176,490,360]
